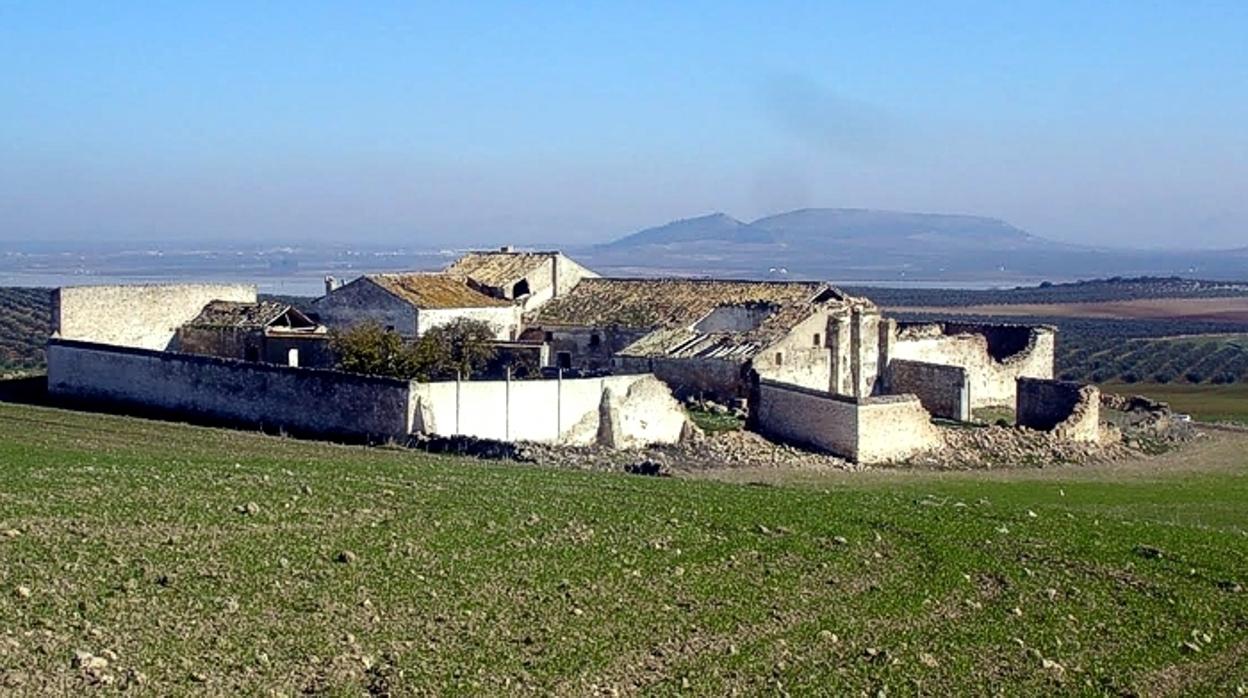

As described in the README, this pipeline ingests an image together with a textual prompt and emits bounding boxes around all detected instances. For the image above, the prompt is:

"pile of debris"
[504,429,859,474]
[1100,393,1198,452]
[917,425,1129,469]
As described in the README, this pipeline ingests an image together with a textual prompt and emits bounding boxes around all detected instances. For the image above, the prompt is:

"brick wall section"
[753,379,943,463]
[1016,377,1101,442]
[884,359,970,421]
[47,338,411,441]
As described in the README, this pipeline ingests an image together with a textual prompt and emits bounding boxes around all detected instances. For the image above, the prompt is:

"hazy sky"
[2,2,1246,249]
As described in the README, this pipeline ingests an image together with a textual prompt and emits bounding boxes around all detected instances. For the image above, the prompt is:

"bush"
[331,319,498,381]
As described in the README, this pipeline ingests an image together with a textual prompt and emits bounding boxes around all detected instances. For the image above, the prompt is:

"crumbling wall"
[615,355,748,402]
[408,373,689,447]
[1016,377,1101,442]
[753,379,942,463]
[889,323,1054,408]
[827,306,883,398]
[47,338,410,441]
[54,284,256,350]
[855,396,946,463]
[883,360,970,421]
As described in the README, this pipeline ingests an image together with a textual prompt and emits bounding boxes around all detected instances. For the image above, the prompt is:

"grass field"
[1104,382,1248,426]
[0,404,1245,695]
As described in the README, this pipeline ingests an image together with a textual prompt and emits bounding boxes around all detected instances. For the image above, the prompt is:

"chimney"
[500,245,514,253]
[324,276,337,295]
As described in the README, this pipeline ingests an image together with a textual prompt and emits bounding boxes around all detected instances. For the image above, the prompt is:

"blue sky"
[1,1,1246,248]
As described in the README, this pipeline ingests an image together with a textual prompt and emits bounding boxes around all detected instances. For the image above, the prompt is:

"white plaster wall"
[409,374,687,446]
[889,329,1054,408]
[54,284,256,350]
[418,306,522,340]
[47,340,411,440]
[855,397,945,462]
[756,312,832,392]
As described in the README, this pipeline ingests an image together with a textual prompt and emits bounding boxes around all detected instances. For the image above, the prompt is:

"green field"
[0,403,1246,695]
[1104,382,1248,425]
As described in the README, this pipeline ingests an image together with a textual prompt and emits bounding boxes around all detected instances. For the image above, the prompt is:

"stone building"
[444,249,597,310]
[310,273,522,340]
[525,278,883,400]
[174,299,330,367]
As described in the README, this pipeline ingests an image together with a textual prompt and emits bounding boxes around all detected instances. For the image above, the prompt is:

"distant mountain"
[603,213,775,247]
[584,208,1247,282]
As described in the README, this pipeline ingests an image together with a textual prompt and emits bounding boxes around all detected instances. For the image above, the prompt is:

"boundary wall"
[410,373,688,447]
[1016,377,1101,442]
[752,379,942,464]
[47,338,689,448]
[47,338,410,441]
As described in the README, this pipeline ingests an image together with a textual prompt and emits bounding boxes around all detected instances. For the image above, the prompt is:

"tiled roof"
[185,300,296,328]
[618,302,824,359]
[531,278,840,329]
[444,252,556,289]
[368,273,512,309]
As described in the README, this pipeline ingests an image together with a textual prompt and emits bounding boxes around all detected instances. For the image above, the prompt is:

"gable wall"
[311,278,418,335]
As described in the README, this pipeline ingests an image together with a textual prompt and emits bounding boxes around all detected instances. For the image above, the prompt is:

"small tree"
[330,322,419,379]
[417,318,498,380]
[330,318,498,381]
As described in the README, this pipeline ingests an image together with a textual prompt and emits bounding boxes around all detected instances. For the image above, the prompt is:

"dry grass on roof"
[533,278,837,328]
[369,274,511,309]
[443,252,555,288]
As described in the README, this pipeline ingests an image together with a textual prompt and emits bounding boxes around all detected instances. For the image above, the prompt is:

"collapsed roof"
[532,278,864,361]
[185,300,316,330]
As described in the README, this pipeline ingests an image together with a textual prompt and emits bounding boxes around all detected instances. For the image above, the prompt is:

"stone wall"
[409,373,689,447]
[54,284,256,350]
[855,396,946,463]
[547,326,648,371]
[883,359,970,421]
[888,322,1055,408]
[1016,377,1101,442]
[615,355,749,402]
[753,379,943,463]
[47,338,411,441]
[310,278,417,335]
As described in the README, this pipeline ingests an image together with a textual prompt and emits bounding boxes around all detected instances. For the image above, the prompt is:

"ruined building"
[45,248,1090,465]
